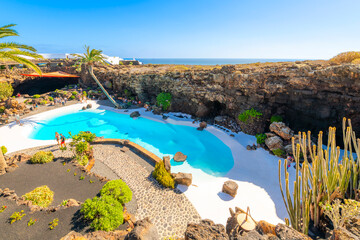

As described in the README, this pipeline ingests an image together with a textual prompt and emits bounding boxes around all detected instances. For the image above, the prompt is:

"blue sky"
[1,0,359,59]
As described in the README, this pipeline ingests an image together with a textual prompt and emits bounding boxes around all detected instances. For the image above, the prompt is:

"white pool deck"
[0,101,296,226]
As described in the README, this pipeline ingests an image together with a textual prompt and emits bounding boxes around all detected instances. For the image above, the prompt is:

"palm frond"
[0,42,37,52]
[0,52,42,75]
[0,24,18,39]
[0,50,43,59]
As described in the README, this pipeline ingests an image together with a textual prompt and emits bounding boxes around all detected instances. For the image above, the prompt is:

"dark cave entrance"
[13,77,79,96]
[205,100,226,117]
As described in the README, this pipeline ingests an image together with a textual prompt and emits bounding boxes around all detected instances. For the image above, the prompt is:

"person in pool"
[60,134,66,148]
[55,132,60,145]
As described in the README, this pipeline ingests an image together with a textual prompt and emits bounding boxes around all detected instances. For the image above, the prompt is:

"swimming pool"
[29,108,234,176]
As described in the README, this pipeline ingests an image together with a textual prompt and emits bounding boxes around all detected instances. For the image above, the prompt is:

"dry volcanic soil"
[0,146,136,240]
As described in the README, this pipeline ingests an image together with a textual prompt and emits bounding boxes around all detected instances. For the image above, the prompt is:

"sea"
[125,58,307,65]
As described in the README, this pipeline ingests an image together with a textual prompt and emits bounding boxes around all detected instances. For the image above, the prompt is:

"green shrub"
[10,210,26,224]
[238,108,262,123]
[76,154,89,166]
[71,131,96,143]
[100,179,132,205]
[72,91,78,96]
[255,133,267,144]
[352,58,360,64]
[75,141,89,155]
[48,96,54,101]
[272,148,285,157]
[22,185,54,207]
[270,115,283,123]
[40,100,47,105]
[32,94,41,98]
[81,195,124,231]
[1,146,7,155]
[0,82,13,100]
[70,95,75,100]
[82,91,87,97]
[152,161,175,188]
[0,106,5,113]
[124,89,131,98]
[30,151,54,164]
[156,92,172,111]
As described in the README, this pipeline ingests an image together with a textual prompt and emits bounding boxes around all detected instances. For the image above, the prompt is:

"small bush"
[49,218,59,230]
[330,51,360,64]
[71,131,96,143]
[272,148,285,157]
[48,96,54,101]
[10,210,26,224]
[100,179,132,205]
[40,100,47,105]
[153,161,175,188]
[30,151,54,164]
[76,154,89,166]
[33,94,41,98]
[255,133,267,144]
[81,195,124,231]
[156,92,172,111]
[70,95,75,100]
[1,146,7,155]
[352,58,360,64]
[0,106,5,113]
[22,185,54,207]
[75,141,89,155]
[72,91,78,96]
[238,108,262,123]
[0,82,14,100]
[270,115,283,123]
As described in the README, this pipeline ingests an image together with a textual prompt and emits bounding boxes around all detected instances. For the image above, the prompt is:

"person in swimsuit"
[55,132,60,145]
[60,134,66,148]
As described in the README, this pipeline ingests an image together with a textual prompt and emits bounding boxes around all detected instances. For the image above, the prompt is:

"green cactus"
[278,118,360,235]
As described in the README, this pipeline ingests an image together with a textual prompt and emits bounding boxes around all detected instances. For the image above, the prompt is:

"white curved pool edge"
[0,100,289,226]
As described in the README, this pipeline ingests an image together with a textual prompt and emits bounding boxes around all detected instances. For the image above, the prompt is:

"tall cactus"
[278,117,360,234]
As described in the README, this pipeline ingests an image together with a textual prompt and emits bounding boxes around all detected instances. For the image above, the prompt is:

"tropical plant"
[27,218,37,226]
[0,205,7,213]
[100,179,132,205]
[0,82,13,99]
[72,46,119,107]
[255,133,267,144]
[238,108,262,123]
[49,218,59,230]
[0,24,43,74]
[278,118,360,235]
[156,92,172,111]
[22,185,54,207]
[32,94,41,98]
[153,161,175,188]
[81,195,124,231]
[30,151,54,164]
[272,148,285,157]
[0,148,7,175]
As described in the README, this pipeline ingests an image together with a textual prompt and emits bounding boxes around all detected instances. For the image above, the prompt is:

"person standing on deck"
[55,132,60,145]
[60,134,66,148]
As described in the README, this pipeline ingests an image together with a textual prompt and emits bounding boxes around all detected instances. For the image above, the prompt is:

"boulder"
[226,207,257,235]
[269,122,293,140]
[195,104,210,118]
[265,136,284,151]
[284,144,293,155]
[222,180,238,197]
[125,217,159,240]
[82,106,86,110]
[172,172,192,186]
[275,224,311,240]
[5,98,18,109]
[214,116,227,123]
[130,111,140,118]
[104,80,112,89]
[86,104,92,109]
[256,220,276,236]
[174,151,187,162]
[60,231,84,240]
[200,121,207,129]
[163,156,171,173]
[185,219,228,240]
[66,199,81,207]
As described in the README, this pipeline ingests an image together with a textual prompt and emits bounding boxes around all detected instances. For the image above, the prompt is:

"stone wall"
[83,61,360,136]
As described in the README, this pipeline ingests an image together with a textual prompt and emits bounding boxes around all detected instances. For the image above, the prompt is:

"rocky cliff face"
[83,61,360,136]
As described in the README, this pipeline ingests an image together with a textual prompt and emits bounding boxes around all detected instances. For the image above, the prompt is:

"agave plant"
[72,46,119,107]
[0,24,43,74]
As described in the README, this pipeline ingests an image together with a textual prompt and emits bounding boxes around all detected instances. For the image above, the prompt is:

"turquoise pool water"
[30,109,234,176]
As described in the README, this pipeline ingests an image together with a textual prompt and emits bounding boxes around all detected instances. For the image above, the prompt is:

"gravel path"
[91,144,201,238]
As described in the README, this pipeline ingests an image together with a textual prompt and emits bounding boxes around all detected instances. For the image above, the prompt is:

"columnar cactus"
[278,118,360,234]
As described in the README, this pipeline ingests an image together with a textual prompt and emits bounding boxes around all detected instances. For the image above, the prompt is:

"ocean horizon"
[126,58,313,65]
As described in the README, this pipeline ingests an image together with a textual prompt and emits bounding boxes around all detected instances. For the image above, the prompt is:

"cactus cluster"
[278,118,360,235]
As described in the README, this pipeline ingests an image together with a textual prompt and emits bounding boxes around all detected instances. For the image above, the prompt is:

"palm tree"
[72,46,119,108]
[0,24,43,74]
